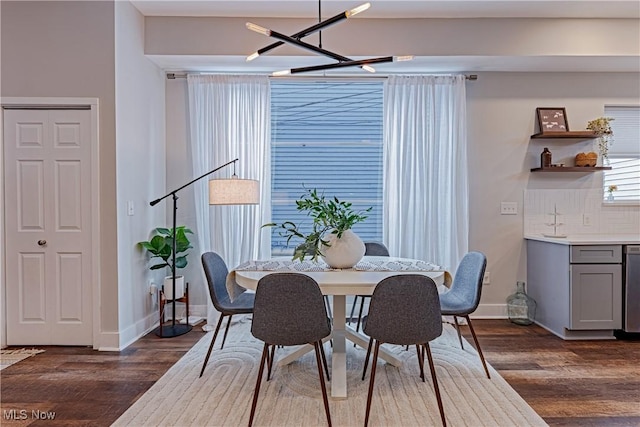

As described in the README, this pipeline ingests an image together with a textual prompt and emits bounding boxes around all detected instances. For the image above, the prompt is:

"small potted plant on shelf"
[263,188,371,268]
[138,226,193,299]
[586,117,614,164]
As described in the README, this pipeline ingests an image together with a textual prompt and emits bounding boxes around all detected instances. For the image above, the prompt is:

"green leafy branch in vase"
[263,188,371,262]
[587,117,614,163]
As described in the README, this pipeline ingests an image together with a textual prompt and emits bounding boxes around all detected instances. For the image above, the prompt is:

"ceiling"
[131,0,640,74]
[131,1,640,19]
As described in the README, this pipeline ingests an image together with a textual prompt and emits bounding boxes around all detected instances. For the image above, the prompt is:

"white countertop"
[525,234,640,245]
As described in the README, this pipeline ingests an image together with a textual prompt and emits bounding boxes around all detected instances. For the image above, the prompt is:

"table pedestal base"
[276,295,403,398]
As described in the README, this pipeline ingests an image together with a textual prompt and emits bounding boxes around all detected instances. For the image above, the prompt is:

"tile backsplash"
[524,189,640,236]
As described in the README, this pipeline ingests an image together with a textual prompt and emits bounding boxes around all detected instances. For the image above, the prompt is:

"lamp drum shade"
[209,178,260,205]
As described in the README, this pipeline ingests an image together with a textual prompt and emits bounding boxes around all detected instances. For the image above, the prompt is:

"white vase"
[320,229,365,269]
[163,275,185,300]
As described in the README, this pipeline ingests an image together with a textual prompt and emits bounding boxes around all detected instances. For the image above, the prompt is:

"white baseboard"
[98,331,122,352]
[99,312,159,351]
[472,303,508,319]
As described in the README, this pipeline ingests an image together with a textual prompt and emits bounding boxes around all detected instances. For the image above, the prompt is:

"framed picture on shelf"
[536,107,569,132]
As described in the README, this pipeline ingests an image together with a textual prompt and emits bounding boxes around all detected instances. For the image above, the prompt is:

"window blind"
[603,105,640,201]
[607,106,640,156]
[271,81,384,254]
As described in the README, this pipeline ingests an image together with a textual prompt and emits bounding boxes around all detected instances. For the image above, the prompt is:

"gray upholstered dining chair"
[248,272,333,427]
[361,274,447,427]
[199,252,255,378]
[439,251,491,379]
[350,242,390,334]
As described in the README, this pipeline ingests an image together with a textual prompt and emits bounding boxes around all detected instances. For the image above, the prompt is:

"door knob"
[38,240,47,246]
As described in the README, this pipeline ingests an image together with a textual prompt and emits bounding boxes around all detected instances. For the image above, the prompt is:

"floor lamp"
[150,158,260,338]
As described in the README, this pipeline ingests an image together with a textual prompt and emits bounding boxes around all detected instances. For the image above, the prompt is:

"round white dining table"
[234,256,445,399]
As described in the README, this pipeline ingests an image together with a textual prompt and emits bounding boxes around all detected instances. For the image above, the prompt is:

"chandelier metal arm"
[288,56,394,75]
[251,6,361,58]
[263,27,353,63]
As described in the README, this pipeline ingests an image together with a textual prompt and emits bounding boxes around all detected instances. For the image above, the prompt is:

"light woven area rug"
[0,348,45,371]
[114,316,547,427]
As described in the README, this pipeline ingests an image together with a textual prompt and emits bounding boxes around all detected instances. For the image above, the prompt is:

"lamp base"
[154,323,193,338]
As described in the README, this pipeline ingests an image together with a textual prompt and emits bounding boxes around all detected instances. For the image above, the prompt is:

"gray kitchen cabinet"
[527,240,622,339]
[570,264,622,330]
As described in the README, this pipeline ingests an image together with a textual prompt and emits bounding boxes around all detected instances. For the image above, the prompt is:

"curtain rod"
[166,72,478,81]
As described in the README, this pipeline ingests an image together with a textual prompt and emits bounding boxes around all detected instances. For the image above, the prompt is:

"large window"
[270,81,384,254]
[603,106,640,202]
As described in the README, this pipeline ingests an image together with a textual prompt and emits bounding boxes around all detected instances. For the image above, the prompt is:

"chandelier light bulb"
[246,22,271,36]
[246,52,260,62]
[361,65,376,73]
[346,3,371,18]
[272,69,292,77]
[394,55,415,62]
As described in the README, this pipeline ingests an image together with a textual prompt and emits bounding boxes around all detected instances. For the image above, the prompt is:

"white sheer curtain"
[383,75,468,272]
[187,74,271,328]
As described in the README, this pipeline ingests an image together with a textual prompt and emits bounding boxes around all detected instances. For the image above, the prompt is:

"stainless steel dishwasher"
[622,245,640,334]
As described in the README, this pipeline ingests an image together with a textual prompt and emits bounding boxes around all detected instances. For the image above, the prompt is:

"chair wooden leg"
[220,314,233,349]
[248,343,269,427]
[416,344,425,382]
[319,341,330,381]
[364,340,381,427]
[464,315,491,379]
[313,342,333,427]
[452,315,464,350]
[362,338,373,380]
[199,313,226,378]
[267,345,276,381]
[424,343,447,427]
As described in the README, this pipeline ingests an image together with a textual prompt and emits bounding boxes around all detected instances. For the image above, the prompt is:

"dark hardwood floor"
[1,319,639,426]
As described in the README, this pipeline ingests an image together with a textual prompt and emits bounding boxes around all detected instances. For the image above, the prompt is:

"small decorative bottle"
[507,281,537,325]
[541,148,552,168]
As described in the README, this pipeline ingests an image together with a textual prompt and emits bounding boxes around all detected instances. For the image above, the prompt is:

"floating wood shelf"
[531,166,612,172]
[530,131,597,139]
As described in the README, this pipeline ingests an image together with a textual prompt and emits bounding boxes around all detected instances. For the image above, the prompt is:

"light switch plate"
[501,201,518,215]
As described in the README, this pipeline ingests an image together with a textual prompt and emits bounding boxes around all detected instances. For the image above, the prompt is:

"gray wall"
[1,4,638,350]
[114,1,166,347]
[1,1,119,342]
[154,14,639,317]
[466,72,639,314]
[1,0,168,349]
[164,72,640,316]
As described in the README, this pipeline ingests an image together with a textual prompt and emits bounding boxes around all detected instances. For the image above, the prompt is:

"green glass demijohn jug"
[507,281,537,325]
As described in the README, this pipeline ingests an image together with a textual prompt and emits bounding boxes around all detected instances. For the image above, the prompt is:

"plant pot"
[321,229,365,269]
[163,275,185,300]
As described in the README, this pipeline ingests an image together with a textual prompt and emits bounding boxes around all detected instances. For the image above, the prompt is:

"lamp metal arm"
[149,158,239,206]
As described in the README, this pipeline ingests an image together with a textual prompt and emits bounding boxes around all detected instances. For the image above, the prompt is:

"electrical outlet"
[127,200,135,216]
[483,272,490,285]
[149,283,157,295]
[583,214,592,226]
[500,202,518,215]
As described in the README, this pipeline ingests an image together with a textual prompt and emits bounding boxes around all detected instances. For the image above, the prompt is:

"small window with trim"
[603,106,640,202]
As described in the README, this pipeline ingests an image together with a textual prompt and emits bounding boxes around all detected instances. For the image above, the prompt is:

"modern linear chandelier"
[245,1,414,76]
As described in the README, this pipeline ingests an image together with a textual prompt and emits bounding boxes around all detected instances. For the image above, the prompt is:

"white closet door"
[4,108,93,345]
